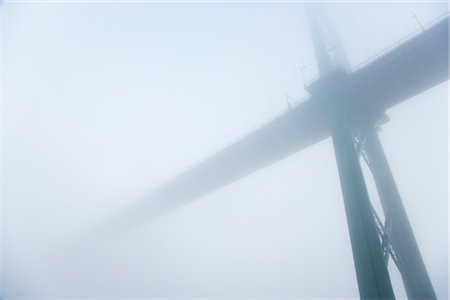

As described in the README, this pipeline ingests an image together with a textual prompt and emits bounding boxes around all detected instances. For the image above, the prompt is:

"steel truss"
[351,125,436,299]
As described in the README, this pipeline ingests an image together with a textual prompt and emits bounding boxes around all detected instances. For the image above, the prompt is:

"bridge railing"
[350,12,449,73]
[165,94,310,179]
[166,13,449,177]
[212,94,310,152]
[305,12,449,87]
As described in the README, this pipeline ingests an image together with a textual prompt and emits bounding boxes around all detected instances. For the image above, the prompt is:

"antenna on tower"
[286,94,294,110]
[408,8,425,31]
[300,65,307,87]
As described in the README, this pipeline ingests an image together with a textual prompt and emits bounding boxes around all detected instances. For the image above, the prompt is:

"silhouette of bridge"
[113,10,449,299]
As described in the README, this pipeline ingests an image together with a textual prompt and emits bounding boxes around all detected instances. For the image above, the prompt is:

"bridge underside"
[108,14,449,300]
[121,16,448,227]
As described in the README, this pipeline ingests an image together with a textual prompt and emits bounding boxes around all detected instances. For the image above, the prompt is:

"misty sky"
[1,1,448,299]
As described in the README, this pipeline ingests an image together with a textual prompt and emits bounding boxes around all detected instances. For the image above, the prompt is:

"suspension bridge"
[110,8,449,299]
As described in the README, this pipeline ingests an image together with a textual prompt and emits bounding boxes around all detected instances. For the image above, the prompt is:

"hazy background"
[1,1,448,299]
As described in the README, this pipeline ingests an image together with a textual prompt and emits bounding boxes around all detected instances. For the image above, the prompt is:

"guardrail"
[350,12,449,73]
[305,12,449,87]
[170,12,449,175]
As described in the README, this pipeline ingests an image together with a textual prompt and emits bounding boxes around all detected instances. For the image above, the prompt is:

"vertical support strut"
[363,125,436,300]
[326,99,395,299]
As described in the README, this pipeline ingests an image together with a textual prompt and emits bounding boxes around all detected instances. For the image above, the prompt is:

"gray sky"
[1,1,448,299]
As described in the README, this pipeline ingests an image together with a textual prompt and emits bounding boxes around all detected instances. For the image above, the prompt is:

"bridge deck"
[119,15,449,226]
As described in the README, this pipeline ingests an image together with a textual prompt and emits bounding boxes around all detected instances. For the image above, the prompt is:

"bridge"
[112,10,449,299]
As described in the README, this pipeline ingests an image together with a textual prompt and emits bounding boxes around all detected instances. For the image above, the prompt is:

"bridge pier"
[326,98,395,299]
[362,125,436,300]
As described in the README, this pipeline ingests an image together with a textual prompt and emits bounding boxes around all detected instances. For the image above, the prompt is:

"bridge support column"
[326,99,395,299]
[362,125,436,300]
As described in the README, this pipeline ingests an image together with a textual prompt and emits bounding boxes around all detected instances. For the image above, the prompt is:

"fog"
[1,1,448,299]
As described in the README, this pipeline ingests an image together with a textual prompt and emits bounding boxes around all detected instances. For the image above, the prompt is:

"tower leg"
[326,100,395,299]
[363,125,436,300]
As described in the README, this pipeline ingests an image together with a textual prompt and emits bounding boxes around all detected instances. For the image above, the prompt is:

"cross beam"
[358,125,437,299]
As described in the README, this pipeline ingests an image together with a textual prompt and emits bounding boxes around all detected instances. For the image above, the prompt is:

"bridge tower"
[306,5,436,299]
